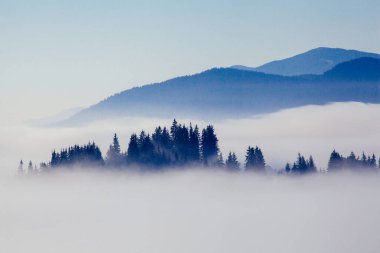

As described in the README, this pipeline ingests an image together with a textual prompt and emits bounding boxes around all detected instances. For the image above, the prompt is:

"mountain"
[63,57,380,125]
[323,57,380,81]
[231,47,380,76]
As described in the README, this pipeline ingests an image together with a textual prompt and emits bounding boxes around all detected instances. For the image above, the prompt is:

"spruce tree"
[285,163,291,173]
[139,134,155,165]
[201,125,219,166]
[327,150,343,171]
[226,152,240,171]
[127,134,139,164]
[170,119,178,140]
[307,156,317,172]
[189,124,200,163]
[291,154,316,174]
[347,152,357,168]
[245,146,265,171]
[106,133,123,167]
[245,146,255,169]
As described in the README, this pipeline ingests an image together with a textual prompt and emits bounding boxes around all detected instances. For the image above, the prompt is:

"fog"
[1,169,380,253]
[0,102,380,252]
[1,102,379,174]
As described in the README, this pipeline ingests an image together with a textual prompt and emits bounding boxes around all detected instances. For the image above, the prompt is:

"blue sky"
[1,0,379,123]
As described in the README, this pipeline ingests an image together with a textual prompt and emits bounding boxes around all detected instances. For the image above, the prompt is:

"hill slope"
[65,57,380,124]
[232,47,380,76]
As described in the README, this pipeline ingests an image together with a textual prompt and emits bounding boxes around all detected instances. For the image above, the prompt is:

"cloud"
[0,169,379,253]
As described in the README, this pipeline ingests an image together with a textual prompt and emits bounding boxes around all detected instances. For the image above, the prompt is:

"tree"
[160,127,172,150]
[174,125,190,163]
[360,152,368,167]
[106,133,124,167]
[346,152,358,168]
[284,163,291,173]
[50,143,104,168]
[139,134,155,165]
[127,134,139,164]
[307,156,317,172]
[225,152,240,171]
[201,125,219,166]
[170,119,178,139]
[245,146,265,171]
[327,150,343,171]
[51,150,58,167]
[189,124,201,163]
[291,153,316,174]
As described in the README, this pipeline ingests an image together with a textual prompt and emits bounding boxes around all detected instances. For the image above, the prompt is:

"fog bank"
[0,169,379,253]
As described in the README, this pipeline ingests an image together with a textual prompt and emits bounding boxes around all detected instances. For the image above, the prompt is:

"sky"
[1,0,379,123]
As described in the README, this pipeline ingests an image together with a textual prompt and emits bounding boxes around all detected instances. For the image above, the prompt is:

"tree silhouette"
[106,133,124,167]
[284,163,291,173]
[201,125,219,166]
[225,152,240,171]
[245,146,265,171]
[328,150,343,171]
[289,153,316,174]
[127,134,139,164]
[189,124,201,163]
[49,142,103,168]
[32,119,380,175]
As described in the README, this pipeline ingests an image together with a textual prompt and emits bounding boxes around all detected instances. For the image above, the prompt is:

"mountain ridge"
[61,56,380,125]
[232,47,380,76]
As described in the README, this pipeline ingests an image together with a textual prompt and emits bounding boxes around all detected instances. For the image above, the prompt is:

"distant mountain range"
[231,47,380,76]
[62,48,380,125]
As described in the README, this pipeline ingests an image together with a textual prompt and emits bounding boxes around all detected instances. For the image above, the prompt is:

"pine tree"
[139,134,155,165]
[327,150,343,171]
[360,152,368,167]
[245,146,255,169]
[51,150,58,167]
[285,163,291,173]
[127,134,139,164]
[201,125,219,166]
[225,152,240,171]
[175,125,190,163]
[189,124,201,163]
[254,146,265,170]
[245,146,265,171]
[291,153,316,174]
[106,133,123,167]
[307,156,317,172]
[347,152,358,168]
[50,143,104,168]
[369,154,376,168]
[170,119,178,140]
[161,127,172,150]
